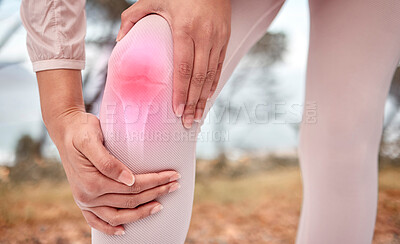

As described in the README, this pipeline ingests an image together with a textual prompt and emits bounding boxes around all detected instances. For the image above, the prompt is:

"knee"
[108,14,172,85]
[298,114,382,165]
[106,14,173,104]
[298,118,380,196]
[101,15,177,126]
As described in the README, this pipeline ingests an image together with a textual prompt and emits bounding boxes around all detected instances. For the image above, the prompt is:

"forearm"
[36,69,86,143]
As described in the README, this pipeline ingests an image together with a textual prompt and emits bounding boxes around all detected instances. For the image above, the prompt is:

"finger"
[73,130,135,186]
[193,47,220,122]
[117,1,150,41]
[172,31,194,118]
[91,181,180,208]
[82,210,125,236]
[98,170,181,194]
[209,45,227,99]
[182,46,210,129]
[89,201,163,227]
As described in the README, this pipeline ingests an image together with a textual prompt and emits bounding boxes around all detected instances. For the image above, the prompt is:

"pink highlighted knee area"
[100,15,177,159]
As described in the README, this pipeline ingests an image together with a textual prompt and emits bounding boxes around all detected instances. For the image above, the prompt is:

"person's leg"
[296,0,400,243]
[96,0,286,243]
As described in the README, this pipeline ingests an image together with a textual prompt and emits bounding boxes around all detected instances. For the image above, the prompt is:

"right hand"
[50,111,181,235]
[116,0,232,129]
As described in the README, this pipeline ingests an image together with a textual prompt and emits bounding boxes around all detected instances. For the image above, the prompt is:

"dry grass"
[0,166,399,244]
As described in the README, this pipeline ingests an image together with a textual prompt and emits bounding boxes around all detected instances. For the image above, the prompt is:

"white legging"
[97,0,400,243]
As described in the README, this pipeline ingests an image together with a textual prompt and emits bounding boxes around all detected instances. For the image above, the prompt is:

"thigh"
[301,0,400,151]
[199,0,286,126]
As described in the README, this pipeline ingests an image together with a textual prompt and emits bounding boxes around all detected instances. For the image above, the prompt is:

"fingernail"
[194,109,202,122]
[175,104,185,117]
[169,173,181,182]
[150,204,163,215]
[169,182,181,193]
[114,230,125,236]
[183,116,193,129]
[118,170,135,186]
[116,33,122,42]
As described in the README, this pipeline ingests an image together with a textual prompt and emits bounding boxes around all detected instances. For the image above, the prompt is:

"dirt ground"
[1,166,399,244]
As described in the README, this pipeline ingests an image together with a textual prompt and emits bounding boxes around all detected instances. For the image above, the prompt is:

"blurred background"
[0,0,400,243]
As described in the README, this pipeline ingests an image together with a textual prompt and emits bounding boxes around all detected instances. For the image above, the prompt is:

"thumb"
[93,146,135,186]
[74,133,135,186]
[116,1,152,42]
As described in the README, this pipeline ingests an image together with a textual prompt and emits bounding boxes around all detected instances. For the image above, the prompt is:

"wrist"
[36,69,86,146]
[45,109,86,147]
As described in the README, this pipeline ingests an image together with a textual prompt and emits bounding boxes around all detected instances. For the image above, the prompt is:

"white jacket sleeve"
[20,0,86,72]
